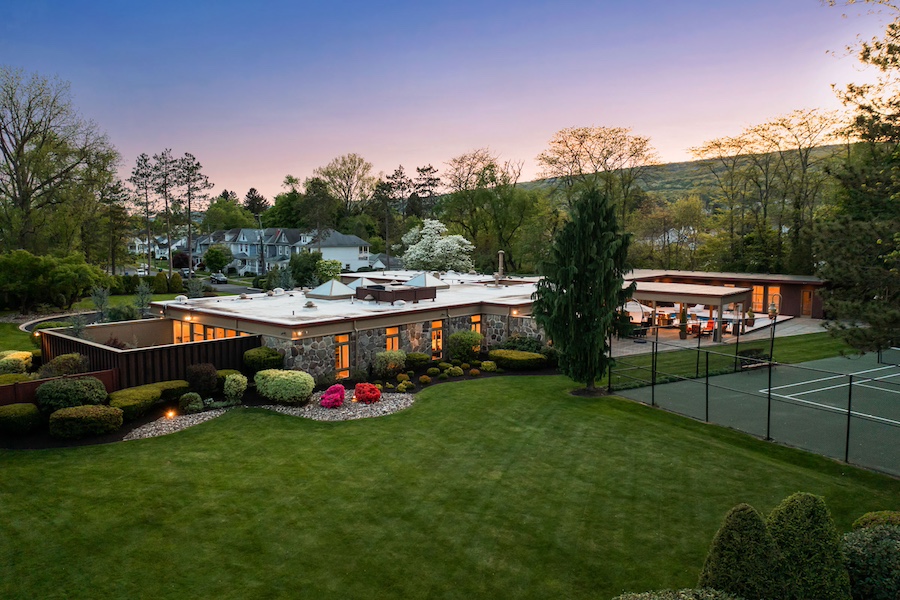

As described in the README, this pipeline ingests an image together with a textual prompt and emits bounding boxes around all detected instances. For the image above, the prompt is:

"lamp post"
[765,293,781,440]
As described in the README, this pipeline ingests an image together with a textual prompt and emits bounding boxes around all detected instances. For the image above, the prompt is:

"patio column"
[716,299,725,342]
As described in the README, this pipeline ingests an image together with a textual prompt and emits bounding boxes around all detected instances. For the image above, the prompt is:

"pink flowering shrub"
[354,382,381,404]
[320,384,346,409]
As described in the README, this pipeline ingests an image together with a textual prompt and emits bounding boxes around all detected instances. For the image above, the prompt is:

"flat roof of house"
[628,269,823,285]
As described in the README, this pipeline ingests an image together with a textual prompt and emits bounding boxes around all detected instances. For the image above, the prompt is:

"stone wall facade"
[264,334,337,380]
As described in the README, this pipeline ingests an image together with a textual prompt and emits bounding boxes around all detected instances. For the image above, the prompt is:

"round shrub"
[396,381,415,393]
[448,366,464,377]
[37,352,90,379]
[451,359,461,366]
[438,372,449,380]
[374,383,383,390]
[405,352,431,370]
[179,392,205,414]
[853,511,900,530]
[109,386,163,421]
[186,362,218,394]
[612,590,745,600]
[841,525,900,600]
[488,349,547,371]
[216,369,242,390]
[374,350,407,379]
[0,403,42,435]
[0,373,33,386]
[168,272,184,293]
[426,367,440,376]
[698,503,786,599]
[35,376,107,416]
[48,405,123,439]
[468,368,480,377]
[472,360,482,368]
[385,382,394,390]
[223,373,248,405]
[152,271,169,294]
[480,360,497,373]
[354,382,381,404]
[438,362,452,371]
[243,346,284,374]
[320,384,346,409]
[461,363,470,370]
[418,375,432,385]
[397,373,410,383]
[255,369,315,405]
[0,350,33,374]
[767,492,851,600]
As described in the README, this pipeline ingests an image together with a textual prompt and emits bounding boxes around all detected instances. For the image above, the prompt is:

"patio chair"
[698,320,715,338]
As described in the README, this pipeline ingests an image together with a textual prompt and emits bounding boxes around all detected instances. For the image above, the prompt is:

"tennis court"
[615,351,900,476]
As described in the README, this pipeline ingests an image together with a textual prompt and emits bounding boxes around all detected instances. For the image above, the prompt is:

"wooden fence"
[0,369,119,407]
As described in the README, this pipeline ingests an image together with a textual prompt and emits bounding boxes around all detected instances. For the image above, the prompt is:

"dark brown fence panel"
[0,369,120,407]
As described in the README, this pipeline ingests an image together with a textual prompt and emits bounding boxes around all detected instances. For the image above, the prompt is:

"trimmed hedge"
[767,492,851,600]
[216,369,242,391]
[613,590,745,600]
[186,363,218,394]
[0,403,42,435]
[244,346,283,374]
[153,380,190,401]
[448,366,464,377]
[841,525,900,600]
[405,352,431,370]
[0,373,33,386]
[35,376,108,416]
[698,503,785,599]
[223,373,248,404]
[488,349,547,371]
[109,386,162,421]
[38,353,90,379]
[48,405,123,439]
[480,360,497,373]
[179,392,204,414]
[255,369,315,405]
[852,510,900,530]
[426,367,440,376]
[418,375,432,385]
[374,350,406,379]
[0,350,33,374]
[447,330,483,363]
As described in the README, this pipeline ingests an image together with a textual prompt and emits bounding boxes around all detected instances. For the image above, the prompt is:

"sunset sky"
[0,1,889,201]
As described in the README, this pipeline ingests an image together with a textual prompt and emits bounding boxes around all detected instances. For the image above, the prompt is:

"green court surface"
[617,353,900,476]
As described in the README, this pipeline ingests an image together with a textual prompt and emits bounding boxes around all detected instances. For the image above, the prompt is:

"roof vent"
[273,287,285,295]
[304,300,317,309]
[175,295,188,303]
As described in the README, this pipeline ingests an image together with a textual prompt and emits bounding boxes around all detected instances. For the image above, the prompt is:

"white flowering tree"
[401,219,475,272]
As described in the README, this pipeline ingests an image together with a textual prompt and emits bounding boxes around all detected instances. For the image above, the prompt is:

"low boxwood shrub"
[0,373,33,386]
[488,349,547,371]
[461,363,470,370]
[179,392,205,414]
[320,384,345,409]
[438,372,449,380]
[186,363,218,395]
[374,350,406,379]
[35,376,107,416]
[853,511,900,530]
[841,525,900,600]
[0,350,33,374]
[255,369,315,405]
[354,382,381,404]
[0,403,42,435]
[698,503,785,599]
[396,380,414,393]
[223,373,248,405]
[418,375,432,385]
[426,367,440,376]
[152,380,190,401]
[37,353,90,379]
[397,373,410,383]
[109,386,162,421]
[405,352,430,370]
[612,590,744,600]
[438,362,452,371]
[451,359,461,366]
[48,405,123,439]
[767,492,851,600]
[243,346,283,374]
[448,366,464,377]
[216,369,242,391]
[469,368,480,377]
[472,360,482,368]
[496,333,544,353]
[480,360,497,372]
[448,330,483,363]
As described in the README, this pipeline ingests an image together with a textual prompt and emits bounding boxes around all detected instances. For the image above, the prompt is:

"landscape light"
[165,410,176,419]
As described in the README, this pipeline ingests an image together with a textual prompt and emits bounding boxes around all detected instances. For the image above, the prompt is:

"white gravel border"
[122,391,416,441]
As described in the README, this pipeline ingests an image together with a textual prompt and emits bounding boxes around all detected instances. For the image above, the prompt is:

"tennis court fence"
[609,339,900,476]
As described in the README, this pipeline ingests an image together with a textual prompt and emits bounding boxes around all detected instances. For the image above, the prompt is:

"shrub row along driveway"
[1,376,897,600]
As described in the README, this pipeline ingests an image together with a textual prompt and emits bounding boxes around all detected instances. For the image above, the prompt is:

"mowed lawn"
[2,376,898,600]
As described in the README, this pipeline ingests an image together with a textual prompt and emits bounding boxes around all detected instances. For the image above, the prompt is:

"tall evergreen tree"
[177,152,213,272]
[128,153,155,274]
[151,149,178,275]
[532,188,633,391]
[243,187,269,215]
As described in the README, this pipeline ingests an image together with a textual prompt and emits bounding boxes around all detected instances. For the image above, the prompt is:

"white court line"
[768,365,900,392]
[768,371,900,399]
[766,392,900,427]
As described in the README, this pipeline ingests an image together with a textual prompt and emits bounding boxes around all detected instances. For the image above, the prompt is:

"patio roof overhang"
[629,281,753,308]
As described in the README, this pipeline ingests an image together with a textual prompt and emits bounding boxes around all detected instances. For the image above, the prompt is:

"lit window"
[470,315,481,335]
[335,334,350,380]
[752,285,764,313]
[386,327,399,352]
[431,320,443,360]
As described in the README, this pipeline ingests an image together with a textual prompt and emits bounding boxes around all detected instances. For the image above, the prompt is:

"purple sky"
[0,1,889,202]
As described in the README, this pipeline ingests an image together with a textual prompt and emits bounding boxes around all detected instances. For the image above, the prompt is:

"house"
[193,228,369,276]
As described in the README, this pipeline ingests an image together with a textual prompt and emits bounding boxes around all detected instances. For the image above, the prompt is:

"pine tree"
[532,188,633,391]
[177,153,214,274]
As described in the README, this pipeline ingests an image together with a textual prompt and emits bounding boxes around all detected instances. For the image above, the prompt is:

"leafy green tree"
[532,188,633,391]
[203,244,233,273]
[0,67,118,253]
[48,254,105,309]
[202,195,256,231]
[301,177,340,250]
[315,259,342,282]
[698,503,786,600]
[767,492,851,600]
[289,250,322,287]
[313,153,376,217]
[0,250,51,312]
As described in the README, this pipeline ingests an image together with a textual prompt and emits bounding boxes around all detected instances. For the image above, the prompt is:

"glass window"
[431,320,443,360]
[768,286,781,313]
[752,285,764,313]
[335,334,350,380]
[386,327,399,352]
[470,315,481,335]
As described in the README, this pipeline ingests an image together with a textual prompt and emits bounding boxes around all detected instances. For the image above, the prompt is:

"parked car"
[209,272,227,284]
[180,268,195,278]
